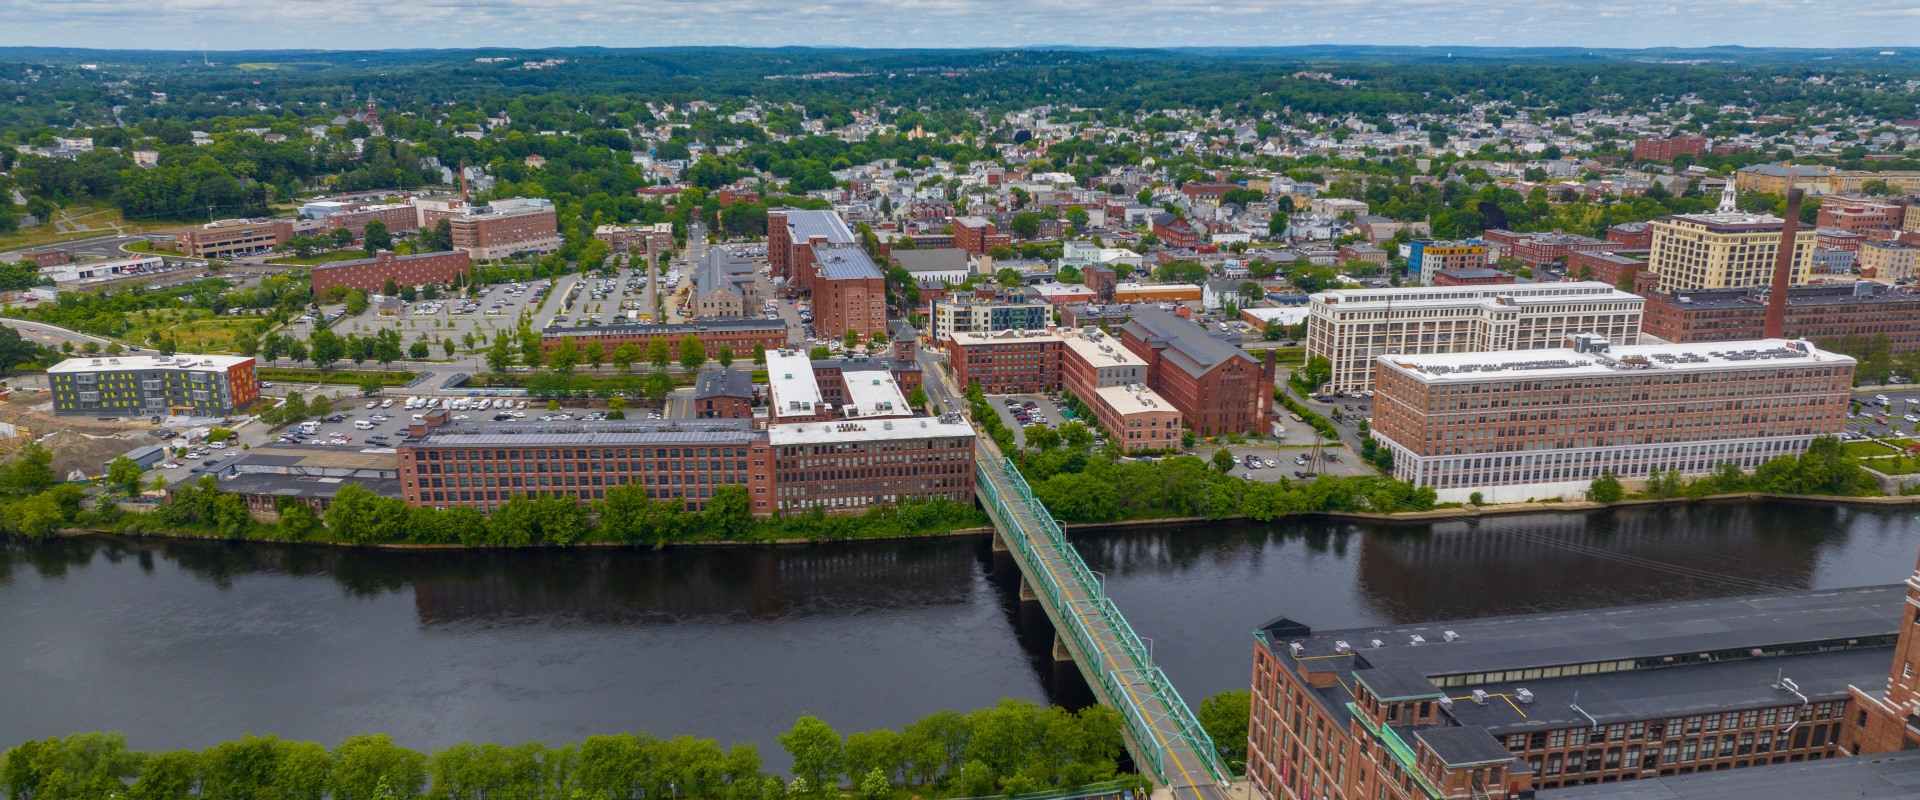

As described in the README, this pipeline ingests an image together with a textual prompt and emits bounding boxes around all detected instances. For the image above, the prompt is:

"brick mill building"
[952,216,1012,255]
[767,209,889,338]
[948,328,1186,451]
[1641,282,1920,353]
[1369,335,1854,504]
[1118,306,1270,435]
[1248,580,1904,800]
[309,250,472,295]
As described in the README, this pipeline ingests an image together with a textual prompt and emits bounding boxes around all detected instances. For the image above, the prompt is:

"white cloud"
[0,0,1917,49]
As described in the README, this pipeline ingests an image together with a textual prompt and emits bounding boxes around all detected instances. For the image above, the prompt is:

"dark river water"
[2,501,1915,764]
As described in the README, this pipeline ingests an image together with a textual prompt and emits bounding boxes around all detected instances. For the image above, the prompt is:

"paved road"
[0,232,148,263]
[0,317,118,349]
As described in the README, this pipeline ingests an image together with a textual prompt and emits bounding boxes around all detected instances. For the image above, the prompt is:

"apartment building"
[1645,210,1816,292]
[1248,583,1902,800]
[49,354,260,417]
[1641,282,1920,352]
[450,198,563,260]
[949,329,1063,394]
[929,295,1052,342]
[309,250,472,295]
[1305,283,1645,394]
[320,203,419,239]
[767,415,976,513]
[541,319,788,357]
[1370,336,1853,503]
[808,244,889,339]
[1632,134,1709,162]
[1408,240,1489,284]
[1815,199,1907,232]
[1119,306,1269,435]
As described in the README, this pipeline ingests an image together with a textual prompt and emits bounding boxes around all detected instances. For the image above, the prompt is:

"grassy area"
[1844,439,1901,458]
[0,206,171,252]
[266,249,369,266]
[120,309,259,353]
[259,367,422,387]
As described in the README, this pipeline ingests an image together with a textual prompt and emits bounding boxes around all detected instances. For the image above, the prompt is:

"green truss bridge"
[974,445,1234,800]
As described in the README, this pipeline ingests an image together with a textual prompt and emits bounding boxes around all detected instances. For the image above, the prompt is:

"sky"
[2,0,1919,51]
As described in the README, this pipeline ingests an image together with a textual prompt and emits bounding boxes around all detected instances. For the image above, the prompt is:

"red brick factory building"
[309,250,472,295]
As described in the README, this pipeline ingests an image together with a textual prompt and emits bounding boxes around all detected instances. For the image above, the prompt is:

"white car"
[366,401,379,409]
[454,414,470,421]
[380,398,394,408]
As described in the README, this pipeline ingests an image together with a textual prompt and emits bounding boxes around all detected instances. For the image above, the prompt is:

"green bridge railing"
[976,453,1234,792]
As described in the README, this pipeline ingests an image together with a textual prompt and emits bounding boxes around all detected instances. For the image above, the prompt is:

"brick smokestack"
[1763,189,1803,340]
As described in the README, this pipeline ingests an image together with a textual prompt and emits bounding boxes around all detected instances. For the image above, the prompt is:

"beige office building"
[1645,211,1817,292]
[1305,282,1644,394]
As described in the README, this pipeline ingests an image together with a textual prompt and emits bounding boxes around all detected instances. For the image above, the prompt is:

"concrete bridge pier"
[1053,633,1075,663]
[1019,576,1039,604]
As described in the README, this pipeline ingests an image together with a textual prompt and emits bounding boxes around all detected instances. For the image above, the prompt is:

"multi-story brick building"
[309,250,472,295]
[693,369,755,420]
[1181,183,1238,205]
[1641,281,1920,352]
[1430,268,1516,287]
[1858,240,1919,282]
[49,354,259,417]
[768,415,976,513]
[594,223,675,255]
[450,198,563,260]
[808,244,889,339]
[952,216,1012,255]
[768,209,857,282]
[1370,335,1853,503]
[1632,134,1709,162]
[1120,306,1269,435]
[541,319,788,357]
[1567,251,1651,290]
[1152,214,1202,248]
[949,330,1063,394]
[1305,283,1645,394]
[692,249,758,319]
[1606,222,1653,250]
[1083,263,1118,302]
[1507,232,1613,267]
[1816,198,1907,232]
[1248,582,1901,800]
[179,218,291,259]
[320,203,419,240]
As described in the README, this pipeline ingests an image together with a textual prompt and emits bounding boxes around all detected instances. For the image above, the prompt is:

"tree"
[753,344,768,365]
[383,277,400,297]
[679,335,708,371]
[0,326,43,374]
[485,336,515,373]
[606,396,627,420]
[717,344,735,369]
[843,329,860,351]
[611,342,640,372]
[331,227,355,248]
[310,330,345,370]
[809,346,831,360]
[359,376,384,397]
[362,220,392,256]
[648,338,673,371]
[908,386,928,410]
[1212,448,1236,474]
[583,340,606,370]
[4,442,55,492]
[105,456,144,497]
[1589,471,1625,503]
[1197,690,1251,773]
[408,341,429,359]
[779,717,844,795]
[549,338,581,374]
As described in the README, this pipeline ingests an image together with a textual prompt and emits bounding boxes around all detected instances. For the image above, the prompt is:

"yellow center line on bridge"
[992,463,1213,800]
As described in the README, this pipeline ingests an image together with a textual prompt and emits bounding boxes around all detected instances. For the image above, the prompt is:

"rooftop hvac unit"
[1515,688,1534,704]
[1443,630,1461,642]
[1287,642,1304,657]
[1437,695,1454,711]
[1471,690,1490,706]
[1369,639,1385,649]
[1409,634,1427,646]
[1334,640,1351,654]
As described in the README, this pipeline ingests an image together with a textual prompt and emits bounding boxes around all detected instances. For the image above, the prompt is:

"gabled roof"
[1119,306,1255,377]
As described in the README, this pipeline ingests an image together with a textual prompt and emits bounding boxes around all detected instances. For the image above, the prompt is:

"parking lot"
[1848,389,1920,440]
[278,277,558,357]
[988,393,1097,450]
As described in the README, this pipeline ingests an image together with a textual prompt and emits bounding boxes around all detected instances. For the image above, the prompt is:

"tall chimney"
[1762,189,1803,340]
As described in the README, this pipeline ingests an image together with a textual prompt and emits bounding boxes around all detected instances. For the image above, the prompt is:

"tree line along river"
[0,500,1914,770]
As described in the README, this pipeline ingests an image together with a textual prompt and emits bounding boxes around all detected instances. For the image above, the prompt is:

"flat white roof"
[1242,307,1309,326]
[764,350,822,418]
[769,416,975,447]
[839,369,912,419]
[949,329,1063,347]
[49,354,252,374]
[1312,281,1640,312]
[1059,330,1137,368]
[1093,384,1178,416]
[1380,338,1854,384]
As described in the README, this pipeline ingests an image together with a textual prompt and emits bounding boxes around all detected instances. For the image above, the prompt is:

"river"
[1,501,1915,764]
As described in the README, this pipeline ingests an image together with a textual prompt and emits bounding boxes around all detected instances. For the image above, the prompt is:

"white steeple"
[1717,178,1738,214]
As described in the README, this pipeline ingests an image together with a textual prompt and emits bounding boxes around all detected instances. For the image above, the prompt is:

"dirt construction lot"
[0,389,168,479]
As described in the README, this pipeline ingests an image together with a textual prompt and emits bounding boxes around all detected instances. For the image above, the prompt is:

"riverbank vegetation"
[1588,436,1891,501]
[11,475,987,547]
[0,699,1137,800]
